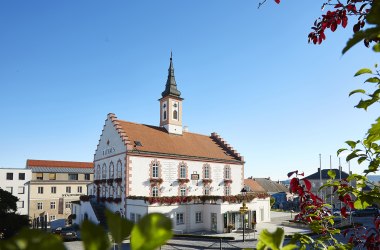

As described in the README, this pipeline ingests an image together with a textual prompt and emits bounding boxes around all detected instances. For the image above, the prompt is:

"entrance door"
[211,213,217,232]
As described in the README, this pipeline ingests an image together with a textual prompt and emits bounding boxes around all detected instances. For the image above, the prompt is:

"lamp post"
[240,188,248,242]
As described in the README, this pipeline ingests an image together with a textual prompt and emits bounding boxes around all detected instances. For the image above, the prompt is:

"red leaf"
[287,170,298,178]
[331,22,337,32]
[342,16,348,28]
[302,178,312,191]
[290,178,299,193]
[341,207,348,218]
[275,0,280,3]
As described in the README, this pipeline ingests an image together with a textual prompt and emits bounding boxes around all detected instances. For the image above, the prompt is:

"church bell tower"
[159,53,183,135]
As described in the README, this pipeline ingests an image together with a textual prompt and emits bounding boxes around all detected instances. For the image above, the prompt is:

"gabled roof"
[27,159,93,169]
[108,114,244,164]
[305,168,349,180]
[253,178,289,193]
[244,179,266,193]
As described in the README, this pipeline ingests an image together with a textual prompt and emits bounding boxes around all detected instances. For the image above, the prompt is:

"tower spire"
[161,52,181,98]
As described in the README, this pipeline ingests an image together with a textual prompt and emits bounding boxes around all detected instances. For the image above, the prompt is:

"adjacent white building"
[0,168,31,215]
[73,55,270,233]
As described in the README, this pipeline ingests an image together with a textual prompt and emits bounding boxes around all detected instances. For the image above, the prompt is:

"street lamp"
[240,188,248,242]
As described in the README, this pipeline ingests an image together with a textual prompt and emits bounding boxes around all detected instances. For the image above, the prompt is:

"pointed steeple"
[161,52,182,98]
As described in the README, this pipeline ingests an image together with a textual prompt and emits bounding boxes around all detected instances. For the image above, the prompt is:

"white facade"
[0,168,31,215]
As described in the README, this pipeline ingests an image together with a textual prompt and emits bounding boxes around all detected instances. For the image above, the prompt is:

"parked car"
[352,206,379,217]
[54,226,80,241]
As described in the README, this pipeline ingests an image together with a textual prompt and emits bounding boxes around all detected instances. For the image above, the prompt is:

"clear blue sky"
[0,1,378,180]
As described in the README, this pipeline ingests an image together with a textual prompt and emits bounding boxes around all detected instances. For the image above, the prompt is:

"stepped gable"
[113,118,243,164]
[210,132,244,162]
[108,113,134,150]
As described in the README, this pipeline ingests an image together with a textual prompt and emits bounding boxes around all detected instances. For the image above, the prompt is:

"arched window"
[180,165,186,179]
[96,165,100,180]
[109,186,114,198]
[116,160,122,178]
[180,186,187,196]
[109,162,114,179]
[173,110,178,120]
[152,186,159,197]
[116,186,121,198]
[102,163,107,179]
[163,111,167,120]
[204,164,210,179]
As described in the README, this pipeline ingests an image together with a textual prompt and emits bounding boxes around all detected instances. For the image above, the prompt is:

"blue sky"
[0,1,378,180]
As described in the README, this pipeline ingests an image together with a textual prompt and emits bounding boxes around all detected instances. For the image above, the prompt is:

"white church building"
[73,55,270,233]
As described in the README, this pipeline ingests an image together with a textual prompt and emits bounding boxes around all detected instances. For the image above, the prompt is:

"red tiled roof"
[26,159,93,169]
[116,120,242,163]
[244,179,266,192]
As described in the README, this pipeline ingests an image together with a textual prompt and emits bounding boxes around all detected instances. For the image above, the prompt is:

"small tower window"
[173,110,178,120]
[163,111,167,120]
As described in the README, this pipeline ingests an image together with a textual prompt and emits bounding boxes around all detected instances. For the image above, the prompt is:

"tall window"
[51,187,57,194]
[102,186,106,197]
[116,161,122,178]
[96,165,101,179]
[204,186,210,195]
[102,163,107,179]
[152,186,159,197]
[6,173,13,180]
[18,173,25,180]
[152,163,159,178]
[163,111,167,120]
[225,186,231,196]
[109,186,114,197]
[65,202,71,209]
[85,174,90,180]
[18,187,25,194]
[50,202,56,209]
[78,186,82,193]
[204,165,210,179]
[66,186,71,193]
[173,110,178,120]
[179,165,186,179]
[38,187,44,194]
[195,212,202,223]
[224,165,231,179]
[176,213,184,225]
[37,202,43,210]
[180,186,186,196]
[109,162,114,179]
[116,186,121,198]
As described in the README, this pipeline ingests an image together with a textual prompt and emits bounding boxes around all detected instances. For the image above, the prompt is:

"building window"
[109,186,114,198]
[5,187,13,194]
[152,165,158,178]
[195,212,202,223]
[180,186,186,196]
[102,163,107,179]
[19,173,25,180]
[85,173,90,180]
[66,186,71,193]
[102,186,106,197]
[163,111,167,120]
[109,162,114,179]
[78,186,82,193]
[179,165,186,179]
[116,161,122,178]
[18,186,25,194]
[224,165,231,179]
[68,174,78,180]
[36,173,43,180]
[17,201,24,208]
[37,202,43,210]
[130,213,136,223]
[225,186,231,196]
[204,164,210,179]
[137,214,142,221]
[204,186,210,195]
[50,215,56,221]
[65,202,71,209]
[6,173,13,180]
[152,186,159,197]
[176,213,184,225]
[51,186,57,194]
[96,165,100,180]
[50,202,56,209]
[173,110,178,120]
[38,187,44,194]
[49,173,56,180]
[116,186,121,198]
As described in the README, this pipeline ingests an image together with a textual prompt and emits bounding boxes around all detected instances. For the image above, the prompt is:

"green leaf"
[345,140,358,149]
[80,220,110,250]
[346,151,359,161]
[354,68,373,77]
[365,77,380,83]
[358,156,367,164]
[130,213,172,250]
[355,99,375,110]
[343,28,380,54]
[328,170,336,179]
[366,0,380,25]
[337,148,347,156]
[257,228,286,250]
[354,197,371,209]
[367,118,380,143]
[0,228,65,250]
[349,89,366,96]
[105,209,134,245]
[282,245,298,250]
[373,43,380,52]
